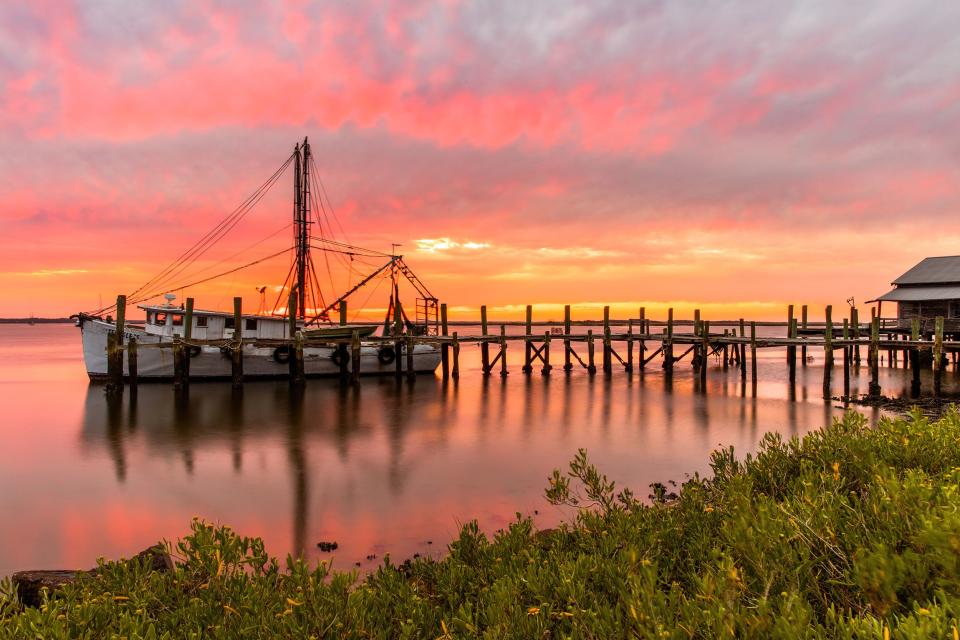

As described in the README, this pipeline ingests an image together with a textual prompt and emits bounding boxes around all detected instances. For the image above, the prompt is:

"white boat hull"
[80,318,441,380]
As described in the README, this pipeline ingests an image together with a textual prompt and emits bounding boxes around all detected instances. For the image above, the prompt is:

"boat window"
[146,311,154,325]
[172,314,184,326]
[245,318,258,331]
[155,312,167,325]
[196,316,208,328]
[225,317,235,329]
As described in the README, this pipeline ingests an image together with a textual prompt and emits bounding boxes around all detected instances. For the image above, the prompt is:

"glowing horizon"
[2,1,958,320]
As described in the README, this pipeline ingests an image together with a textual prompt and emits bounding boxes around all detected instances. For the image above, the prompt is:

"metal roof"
[893,256,960,285]
[871,285,960,302]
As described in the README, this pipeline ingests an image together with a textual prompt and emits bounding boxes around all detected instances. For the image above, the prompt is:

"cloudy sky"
[2,0,959,318]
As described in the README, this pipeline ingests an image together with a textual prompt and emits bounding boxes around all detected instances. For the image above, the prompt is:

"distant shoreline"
[0,318,74,324]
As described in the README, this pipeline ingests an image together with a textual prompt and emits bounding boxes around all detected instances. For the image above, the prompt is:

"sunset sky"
[2,1,959,320]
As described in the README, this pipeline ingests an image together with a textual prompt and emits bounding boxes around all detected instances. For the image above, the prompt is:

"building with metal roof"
[872,255,960,322]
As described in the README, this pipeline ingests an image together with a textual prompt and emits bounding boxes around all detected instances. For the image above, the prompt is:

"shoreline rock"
[12,544,173,608]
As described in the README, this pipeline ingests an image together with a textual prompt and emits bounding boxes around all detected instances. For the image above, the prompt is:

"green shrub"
[4,409,960,638]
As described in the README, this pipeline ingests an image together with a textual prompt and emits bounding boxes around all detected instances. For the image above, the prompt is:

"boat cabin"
[140,301,288,340]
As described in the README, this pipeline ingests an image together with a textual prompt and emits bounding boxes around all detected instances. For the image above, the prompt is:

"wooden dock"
[104,297,960,401]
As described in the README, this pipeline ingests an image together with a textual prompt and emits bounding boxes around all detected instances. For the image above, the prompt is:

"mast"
[294,137,311,320]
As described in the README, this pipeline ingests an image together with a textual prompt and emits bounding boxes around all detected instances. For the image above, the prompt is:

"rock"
[12,544,172,608]
[11,570,92,608]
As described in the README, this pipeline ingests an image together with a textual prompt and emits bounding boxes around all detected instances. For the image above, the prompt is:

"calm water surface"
[4,323,945,577]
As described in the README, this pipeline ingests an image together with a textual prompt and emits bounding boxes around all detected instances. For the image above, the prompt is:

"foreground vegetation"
[4,410,960,638]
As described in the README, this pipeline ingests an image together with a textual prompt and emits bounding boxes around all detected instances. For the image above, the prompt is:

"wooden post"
[626,319,634,373]
[106,332,121,392]
[667,308,674,339]
[541,331,551,375]
[183,297,193,383]
[406,335,415,381]
[522,305,533,374]
[699,320,709,386]
[823,305,833,399]
[394,301,403,380]
[480,305,490,375]
[563,305,572,372]
[440,303,449,379]
[934,316,944,397]
[851,307,861,366]
[910,318,921,397]
[722,329,729,369]
[107,294,126,391]
[750,321,757,388]
[500,325,508,378]
[350,330,361,385]
[801,305,808,366]
[602,305,611,375]
[638,307,647,371]
[868,314,881,398]
[842,319,850,398]
[739,319,746,383]
[292,330,305,386]
[788,314,797,385]
[232,297,243,389]
[127,336,138,390]
[288,292,301,382]
[786,306,795,384]
[288,291,297,338]
[173,335,185,389]
[587,330,596,375]
[692,308,702,371]
[452,331,460,380]
[663,328,673,381]
[337,300,349,382]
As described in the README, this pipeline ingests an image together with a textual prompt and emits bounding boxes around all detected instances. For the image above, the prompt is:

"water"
[2,323,944,578]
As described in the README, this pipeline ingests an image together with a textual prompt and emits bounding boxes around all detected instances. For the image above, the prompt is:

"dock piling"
[452,331,461,380]
[801,305,808,366]
[184,297,194,382]
[406,335,415,381]
[231,297,243,389]
[868,313,881,398]
[500,325,508,378]
[522,305,533,374]
[602,306,612,375]
[699,320,709,386]
[934,316,944,397]
[350,330,361,385]
[480,305,490,375]
[910,318,921,397]
[587,330,596,375]
[823,305,833,399]
[127,336,138,390]
[440,303,449,379]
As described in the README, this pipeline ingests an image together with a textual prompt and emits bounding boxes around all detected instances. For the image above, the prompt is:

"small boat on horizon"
[75,137,442,381]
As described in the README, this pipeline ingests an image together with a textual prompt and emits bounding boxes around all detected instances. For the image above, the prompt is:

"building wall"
[898,300,959,319]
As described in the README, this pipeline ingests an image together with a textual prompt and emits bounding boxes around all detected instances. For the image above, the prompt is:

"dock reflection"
[75,356,883,570]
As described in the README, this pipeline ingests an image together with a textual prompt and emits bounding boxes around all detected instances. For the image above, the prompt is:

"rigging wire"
[177,222,293,284]
[106,152,294,313]
[127,247,292,308]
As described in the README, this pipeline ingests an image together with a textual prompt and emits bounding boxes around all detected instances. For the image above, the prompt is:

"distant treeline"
[0,318,74,324]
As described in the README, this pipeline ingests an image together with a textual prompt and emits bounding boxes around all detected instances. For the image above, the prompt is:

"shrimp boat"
[76,138,442,381]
